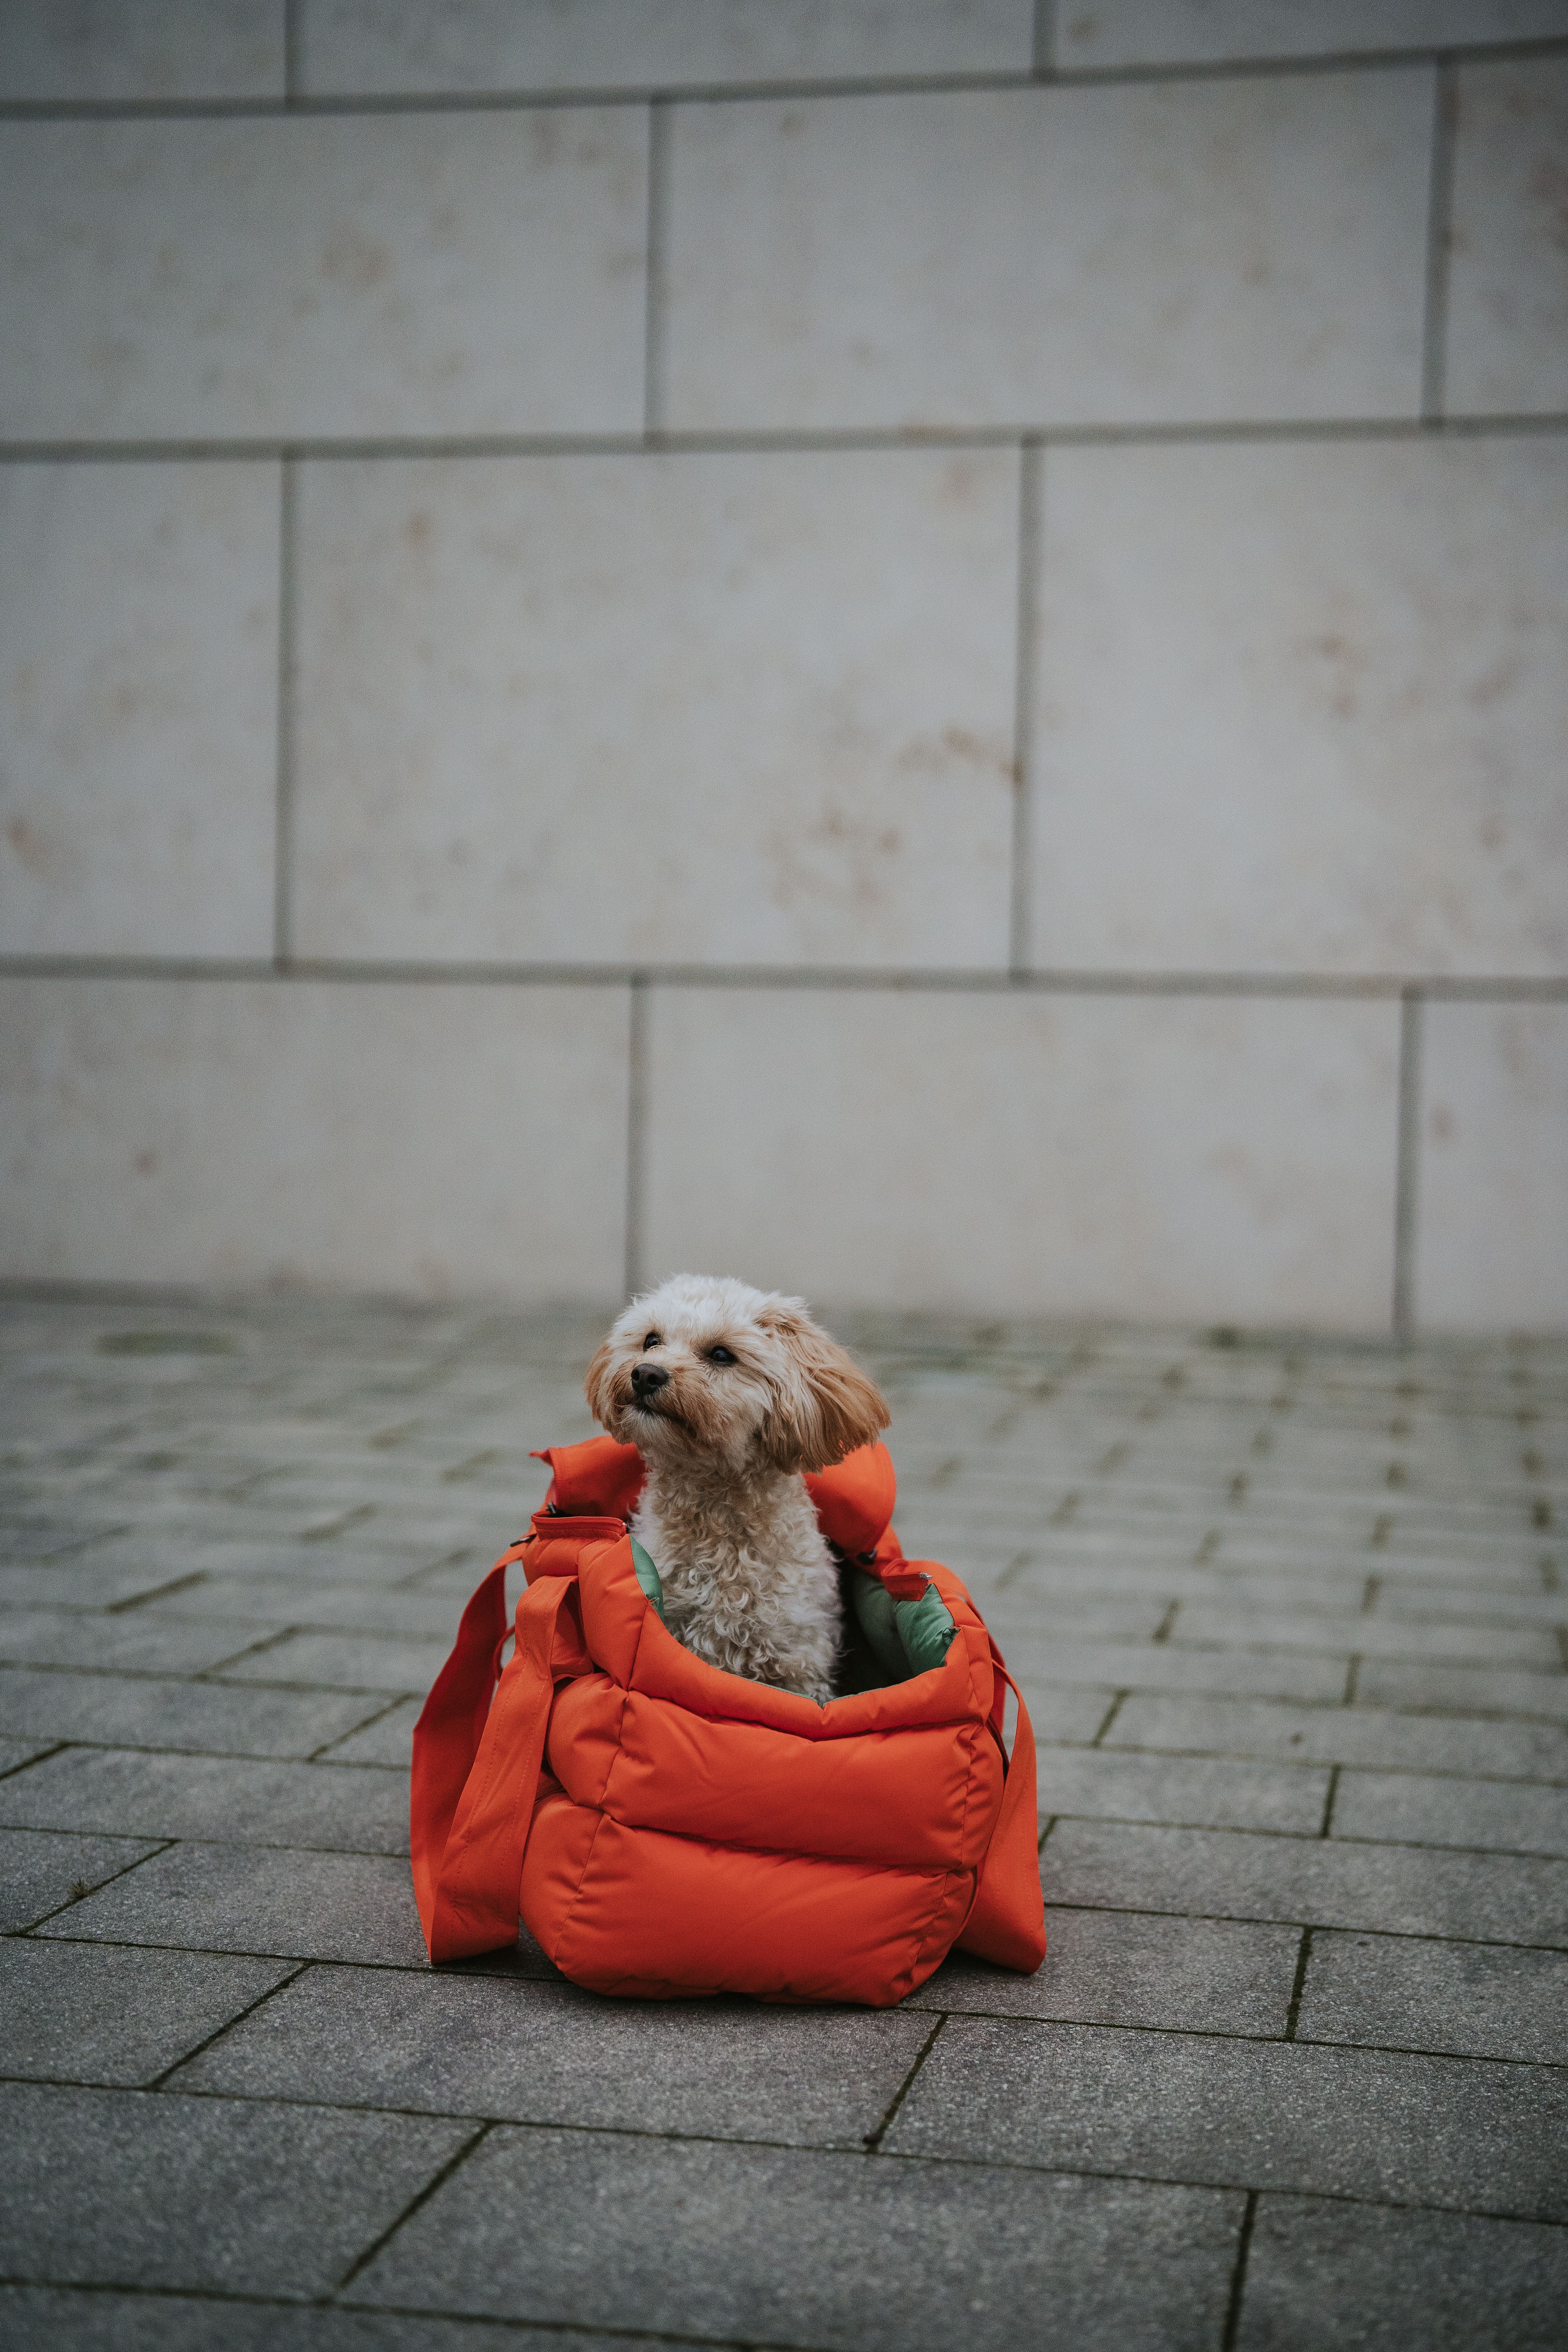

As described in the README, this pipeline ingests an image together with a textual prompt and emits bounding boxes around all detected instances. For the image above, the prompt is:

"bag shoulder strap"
[410,1545,588,1964]
[956,1644,1047,1973]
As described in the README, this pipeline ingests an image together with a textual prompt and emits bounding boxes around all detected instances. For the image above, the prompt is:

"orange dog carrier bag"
[410,1435,1045,2005]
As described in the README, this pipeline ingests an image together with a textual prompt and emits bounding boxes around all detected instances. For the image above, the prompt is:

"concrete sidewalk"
[0,1288,1563,2349]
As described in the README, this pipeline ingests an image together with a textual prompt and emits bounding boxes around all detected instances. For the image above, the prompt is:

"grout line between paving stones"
[1283,1929,1314,2042]
[1318,1766,1341,1837]
[310,1691,424,1758]
[0,1741,68,1784]
[195,1624,311,1677]
[11,1839,175,1935]
[1220,2190,1259,2352]
[1090,1691,1126,1744]
[863,2014,946,2150]
[332,2118,495,2294]
[0,2276,756,2347]
[6,2081,1565,2235]
[11,2296,736,2352]
[1041,1741,1568,1791]
[0,1730,416,1772]
[147,1960,311,2090]
[103,1572,208,1615]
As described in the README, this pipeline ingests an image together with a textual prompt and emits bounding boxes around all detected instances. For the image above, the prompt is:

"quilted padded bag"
[411,1436,1044,2005]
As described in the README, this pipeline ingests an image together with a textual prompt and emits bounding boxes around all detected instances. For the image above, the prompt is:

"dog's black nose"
[631,1361,670,1399]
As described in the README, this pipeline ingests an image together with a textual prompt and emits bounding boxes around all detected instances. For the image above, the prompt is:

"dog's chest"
[632,1492,834,1606]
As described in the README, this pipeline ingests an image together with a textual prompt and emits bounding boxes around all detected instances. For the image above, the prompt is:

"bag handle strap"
[410,1549,586,1964]
[958,1641,1047,1972]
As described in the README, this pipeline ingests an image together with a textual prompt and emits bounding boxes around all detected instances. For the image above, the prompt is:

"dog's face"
[585,1275,889,1476]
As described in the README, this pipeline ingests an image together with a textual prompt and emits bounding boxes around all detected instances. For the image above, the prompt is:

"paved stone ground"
[0,1287,1564,2350]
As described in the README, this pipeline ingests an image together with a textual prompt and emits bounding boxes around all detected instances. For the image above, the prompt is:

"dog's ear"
[758,1305,889,1472]
[583,1337,618,1431]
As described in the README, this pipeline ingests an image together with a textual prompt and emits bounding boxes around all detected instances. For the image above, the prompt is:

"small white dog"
[584,1274,889,1704]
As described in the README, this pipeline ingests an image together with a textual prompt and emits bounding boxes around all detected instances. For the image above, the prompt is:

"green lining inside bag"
[847,1566,957,1683]
[629,1534,668,1626]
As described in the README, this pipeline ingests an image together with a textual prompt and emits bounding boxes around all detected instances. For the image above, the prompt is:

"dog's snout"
[631,1361,670,1400]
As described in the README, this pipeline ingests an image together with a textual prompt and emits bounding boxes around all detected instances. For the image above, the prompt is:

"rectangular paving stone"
[1037,1747,1329,1835]
[0,1521,125,1563]
[0,1940,292,2087]
[1044,1818,1568,1947]
[152,1582,468,1639]
[1295,1930,1568,2066]
[0,2081,470,2298]
[1236,2194,1568,2352]
[0,1746,409,1855]
[89,1535,453,1589]
[1354,1659,1568,1721]
[1377,1583,1568,1627]
[0,1825,160,1932]
[1172,1604,1559,1668]
[1107,1692,1568,1780]
[315,1699,421,1769]
[1014,1640,1347,1703]
[0,2288,648,2350]
[213,1628,449,1695]
[39,1840,428,1965]
[0,1557,224,1612]
[351,2124,1243,2351]
[1332,1769,1568,1858]
[0,1666,388,1758]
[907,1908,1301,2036]
[0,1607,269,1678]
[888,2017,1568,2220]
[1004,1684,1114,1745]
[176,1965,931,2148]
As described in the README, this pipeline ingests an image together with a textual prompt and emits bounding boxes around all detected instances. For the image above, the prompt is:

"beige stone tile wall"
[1446,57,1568,418]
[299,0,1036,95]
[0,978,630,1298]
[0,1,285,100]
[643,989,1402,1325]
[1413,1002,1568,1329]
[1028,437,1568,978]
[0,2,1562,1328]
[1055,2,1568,71]
[290,448,1019,968]
[0,112,648,441]
[661,73,1434,430]
[0,463,280,958]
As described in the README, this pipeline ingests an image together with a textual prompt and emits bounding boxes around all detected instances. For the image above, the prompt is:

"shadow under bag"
[410,1436,1045,2005]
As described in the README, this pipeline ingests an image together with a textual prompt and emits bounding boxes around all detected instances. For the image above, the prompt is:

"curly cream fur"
[584,1274,889,1705]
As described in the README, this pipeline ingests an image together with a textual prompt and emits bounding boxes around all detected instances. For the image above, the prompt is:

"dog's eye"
[707,1346,736,1366]
[642,1332,661,1352]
